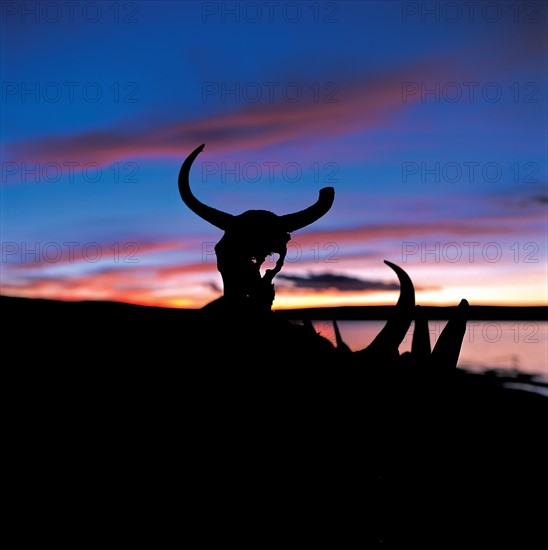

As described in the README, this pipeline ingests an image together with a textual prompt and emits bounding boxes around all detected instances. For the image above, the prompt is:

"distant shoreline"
[2,295,546,321]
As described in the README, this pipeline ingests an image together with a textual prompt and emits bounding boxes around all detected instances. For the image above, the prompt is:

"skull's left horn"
[178,144,233,230]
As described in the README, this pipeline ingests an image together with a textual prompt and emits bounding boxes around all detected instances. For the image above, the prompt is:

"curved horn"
[431,299,468,370]
[178,144,233,230]
[280,187,335,232]
[366,260,415,353]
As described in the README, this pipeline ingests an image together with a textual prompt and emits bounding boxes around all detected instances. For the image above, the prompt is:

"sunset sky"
[1,0,547,309]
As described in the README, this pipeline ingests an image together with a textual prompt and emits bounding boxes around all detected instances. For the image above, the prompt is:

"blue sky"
[1,0,546,307]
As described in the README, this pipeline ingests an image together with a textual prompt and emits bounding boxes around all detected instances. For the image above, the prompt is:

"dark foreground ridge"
[4,294,545,319]
[5,295,547,545]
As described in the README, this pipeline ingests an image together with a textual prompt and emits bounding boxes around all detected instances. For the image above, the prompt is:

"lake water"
[311,320,548,382]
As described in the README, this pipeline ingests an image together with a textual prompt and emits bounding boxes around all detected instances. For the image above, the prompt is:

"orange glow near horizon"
[2,231,546,308]
[2,281,546,309]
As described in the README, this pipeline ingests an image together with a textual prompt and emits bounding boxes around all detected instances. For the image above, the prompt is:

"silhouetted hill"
[4,295,547,545]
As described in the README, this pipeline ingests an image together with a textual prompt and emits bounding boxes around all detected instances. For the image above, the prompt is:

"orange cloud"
[0,263,219,308]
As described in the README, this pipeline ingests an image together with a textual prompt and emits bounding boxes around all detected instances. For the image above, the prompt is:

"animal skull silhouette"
[179,144,335,310]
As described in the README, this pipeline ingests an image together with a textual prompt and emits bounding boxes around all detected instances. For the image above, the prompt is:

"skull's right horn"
[178,144,234,230]
[280,187,335,233]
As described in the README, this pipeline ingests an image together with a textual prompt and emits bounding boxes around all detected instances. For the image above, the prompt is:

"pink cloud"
[4,61,447,171]
[3,207,544,307]
[291,217,533,248]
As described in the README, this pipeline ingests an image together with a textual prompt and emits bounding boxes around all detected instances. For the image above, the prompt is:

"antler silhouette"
[354,262,468,370]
